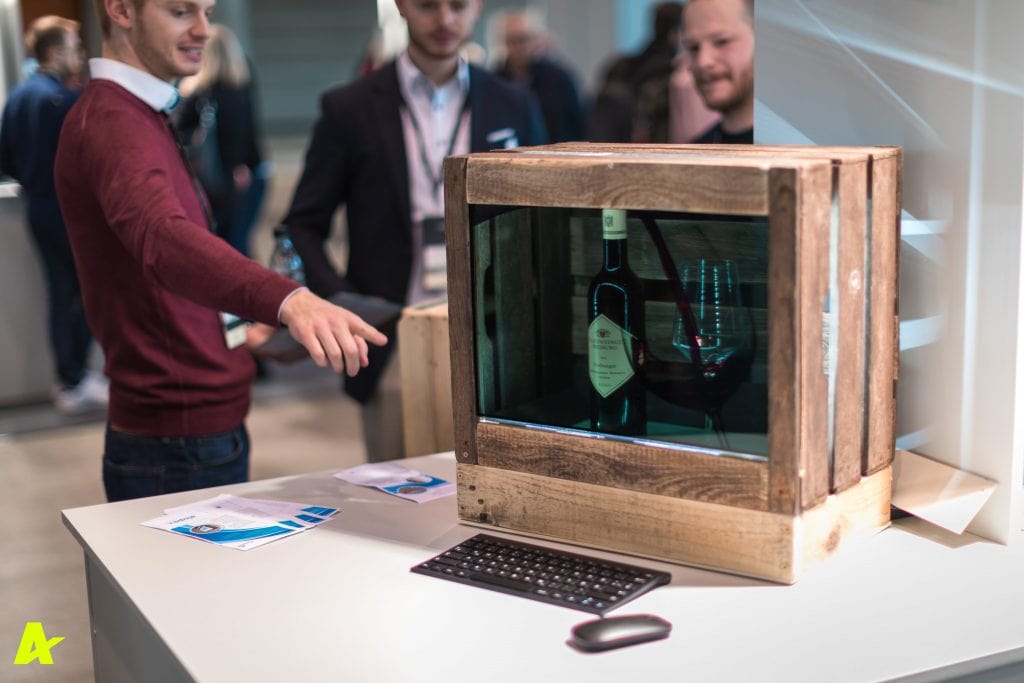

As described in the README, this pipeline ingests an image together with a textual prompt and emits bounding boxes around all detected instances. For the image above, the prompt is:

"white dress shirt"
[87,58,180,113]
[396,51,471,304]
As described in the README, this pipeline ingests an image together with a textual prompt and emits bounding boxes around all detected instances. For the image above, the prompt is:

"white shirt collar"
[88,58,180,113]
[396,51,470,105]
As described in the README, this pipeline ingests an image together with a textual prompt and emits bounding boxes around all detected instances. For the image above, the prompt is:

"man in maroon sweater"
[55,0,387,501]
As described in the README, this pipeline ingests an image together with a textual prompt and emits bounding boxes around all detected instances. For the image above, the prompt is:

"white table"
[63,453,1024,683]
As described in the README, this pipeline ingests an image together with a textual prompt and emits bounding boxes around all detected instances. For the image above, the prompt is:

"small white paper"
[334,463,455,503]
[891,449,997,534]
[142,494,339,550]
[220,312,247,349]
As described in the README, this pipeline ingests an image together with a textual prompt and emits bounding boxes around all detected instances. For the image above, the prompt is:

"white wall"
[756,0,1024,543]
[247,0,378,134]
[0,194,51,405]
[0,0,22,104]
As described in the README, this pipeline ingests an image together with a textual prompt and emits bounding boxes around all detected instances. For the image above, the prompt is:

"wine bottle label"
[588,314,636,398]
[601,209,627,240]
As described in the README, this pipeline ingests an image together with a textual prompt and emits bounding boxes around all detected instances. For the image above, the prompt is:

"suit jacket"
[495,57,584,143]
[1,72,79,228]
[284,61,548,402]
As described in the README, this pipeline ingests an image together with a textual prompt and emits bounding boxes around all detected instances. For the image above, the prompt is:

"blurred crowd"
[360,1,753,146]
[0,0,755,499]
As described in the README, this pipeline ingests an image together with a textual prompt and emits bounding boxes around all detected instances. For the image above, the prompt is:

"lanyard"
[401,91,470,199]
[164,114,217,233]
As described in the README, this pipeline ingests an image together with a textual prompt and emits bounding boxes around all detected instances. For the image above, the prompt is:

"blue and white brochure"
[142,494,339,550]
[335,463,455,503]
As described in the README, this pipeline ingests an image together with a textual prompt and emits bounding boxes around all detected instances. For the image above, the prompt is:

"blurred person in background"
[492,9,583,142]
[668,48,720,143]
[175,23,265,256]
[0,15,108,414]
[589,2,683,143]
[281,0,547,463]
[683,0,754,144]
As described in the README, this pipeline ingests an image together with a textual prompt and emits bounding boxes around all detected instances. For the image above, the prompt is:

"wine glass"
[671,258,754,442]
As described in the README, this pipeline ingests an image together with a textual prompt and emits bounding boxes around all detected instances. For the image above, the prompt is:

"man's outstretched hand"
[276,289,389,376]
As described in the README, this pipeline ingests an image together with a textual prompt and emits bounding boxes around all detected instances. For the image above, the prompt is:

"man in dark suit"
[282,0,548,462]
[493,9,584,142]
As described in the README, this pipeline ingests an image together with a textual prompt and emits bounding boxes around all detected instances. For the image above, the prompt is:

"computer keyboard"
[411,533,672,616]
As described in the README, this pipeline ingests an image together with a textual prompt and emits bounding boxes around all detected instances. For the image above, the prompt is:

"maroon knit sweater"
[55,79,299,436]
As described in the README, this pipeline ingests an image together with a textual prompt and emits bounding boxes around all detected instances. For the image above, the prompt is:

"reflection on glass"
[673,259,748,374]
[670,259,754,447]
[471,205,769,459]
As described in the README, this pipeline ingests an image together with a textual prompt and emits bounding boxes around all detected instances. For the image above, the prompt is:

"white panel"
[756,0,1024,542]
[0,0,23,104]
[0,195,54,405]
[249,0,378,133]
[543,0,617,96]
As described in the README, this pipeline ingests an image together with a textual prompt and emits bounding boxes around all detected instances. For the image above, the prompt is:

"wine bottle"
[587,208,646,435]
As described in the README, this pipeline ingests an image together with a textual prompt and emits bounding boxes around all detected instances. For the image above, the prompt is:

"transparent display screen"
[471,205,770,459]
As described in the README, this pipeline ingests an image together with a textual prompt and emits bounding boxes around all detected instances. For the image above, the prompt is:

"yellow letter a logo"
[13,622,64,665]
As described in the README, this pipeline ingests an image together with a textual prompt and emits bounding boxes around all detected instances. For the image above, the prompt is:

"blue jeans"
[103,423,249,502]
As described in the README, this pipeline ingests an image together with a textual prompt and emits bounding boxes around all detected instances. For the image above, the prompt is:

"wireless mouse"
[569,614,672,653]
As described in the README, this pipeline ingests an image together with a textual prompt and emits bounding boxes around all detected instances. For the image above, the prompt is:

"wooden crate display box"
[443,143,900,583]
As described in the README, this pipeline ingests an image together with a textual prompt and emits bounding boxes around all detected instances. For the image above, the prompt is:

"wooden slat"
[465,156,770,215]
[443,156,477,464]
[796,164,833,510]
[428,307,452,450]
[398,310,431,456]
[865,153,901,474]
[832,161,869,492]
[457,463,796,583]
[398,303,452,457]
[798,465,891,574]
[455,462,890,584]
[674,143,900,161]
[475,420,769,510]
[767,168,801,515]
[429,304,454,453]
[529,141,900,163]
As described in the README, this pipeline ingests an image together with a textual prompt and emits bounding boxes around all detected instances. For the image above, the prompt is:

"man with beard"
[54,0,387,501]
[281,0,547,462]
[683,0,755,144]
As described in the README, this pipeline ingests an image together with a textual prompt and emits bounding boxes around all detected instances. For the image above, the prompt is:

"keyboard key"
[471,571,533,592]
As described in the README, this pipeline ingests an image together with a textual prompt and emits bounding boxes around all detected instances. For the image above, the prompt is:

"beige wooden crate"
[443,143,900,583]
[398,301,454,458]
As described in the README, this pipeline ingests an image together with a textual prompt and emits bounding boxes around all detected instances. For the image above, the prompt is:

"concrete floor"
[0,136,373,682]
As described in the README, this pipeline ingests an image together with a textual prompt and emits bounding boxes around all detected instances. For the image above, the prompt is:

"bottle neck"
[603,236,628,271]
[601,208,628,271]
